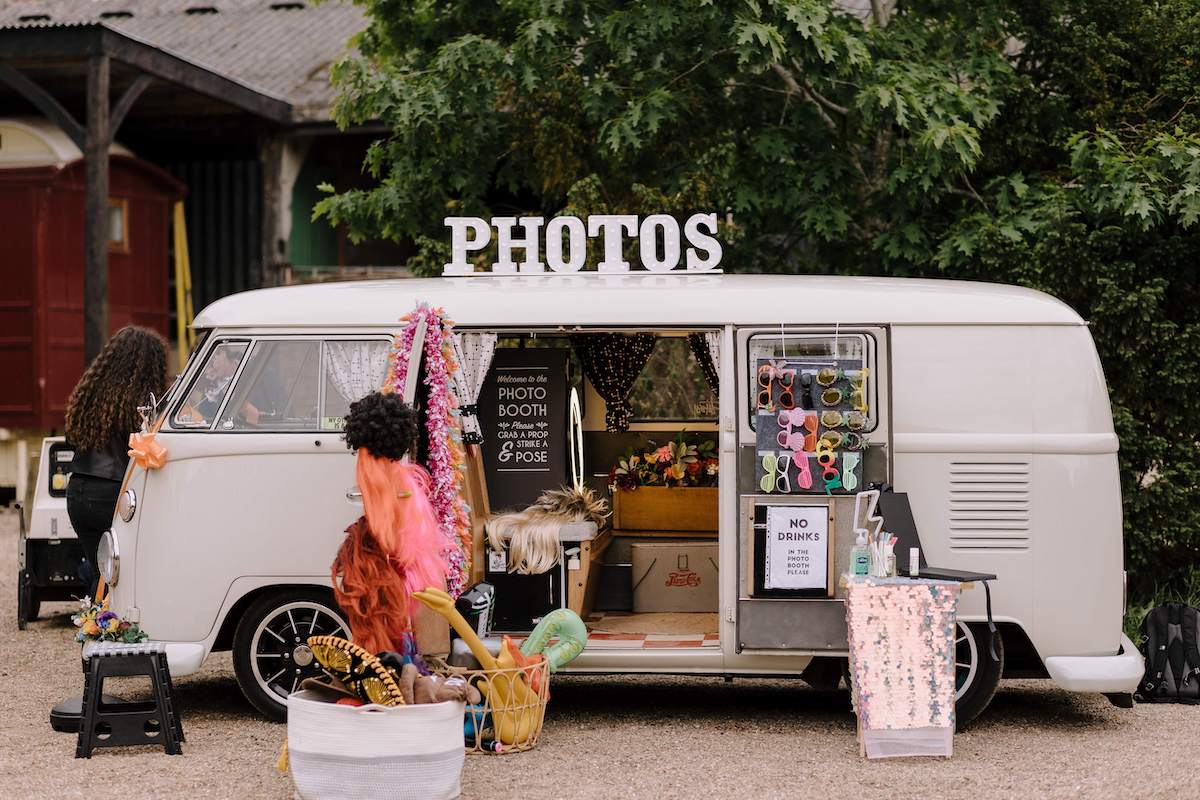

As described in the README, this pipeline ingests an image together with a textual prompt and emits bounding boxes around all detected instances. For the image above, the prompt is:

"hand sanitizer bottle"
[851,530,870,576]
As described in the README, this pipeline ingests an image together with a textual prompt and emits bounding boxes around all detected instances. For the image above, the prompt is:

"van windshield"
[173,341,249,429]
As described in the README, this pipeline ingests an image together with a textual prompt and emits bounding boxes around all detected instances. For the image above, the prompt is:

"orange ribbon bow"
[127,430,168,471]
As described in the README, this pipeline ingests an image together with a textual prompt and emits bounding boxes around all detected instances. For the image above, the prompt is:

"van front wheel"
[955,621,1004,727]
[232,589,350,722]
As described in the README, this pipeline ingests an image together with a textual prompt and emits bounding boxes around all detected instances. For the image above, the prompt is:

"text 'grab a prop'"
[443,213,723,276]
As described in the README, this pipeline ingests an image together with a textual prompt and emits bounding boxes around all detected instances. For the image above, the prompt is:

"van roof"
[193,273,1085,329]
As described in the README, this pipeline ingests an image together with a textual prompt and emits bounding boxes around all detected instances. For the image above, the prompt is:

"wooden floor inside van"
[582,612,720,649]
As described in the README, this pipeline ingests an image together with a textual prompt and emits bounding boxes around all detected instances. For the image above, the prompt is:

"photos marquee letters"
[443,213,723,276]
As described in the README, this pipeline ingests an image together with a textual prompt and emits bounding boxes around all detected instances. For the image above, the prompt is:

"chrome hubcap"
[293,644,314,667]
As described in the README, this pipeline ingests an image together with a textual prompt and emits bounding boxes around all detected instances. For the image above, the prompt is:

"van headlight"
[97,531,120,587]
[117,488,136,523]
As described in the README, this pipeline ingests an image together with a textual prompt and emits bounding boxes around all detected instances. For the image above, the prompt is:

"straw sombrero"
[306,635,405,706]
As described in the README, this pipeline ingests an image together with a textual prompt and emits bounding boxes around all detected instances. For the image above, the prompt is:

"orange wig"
[331,392,448,654]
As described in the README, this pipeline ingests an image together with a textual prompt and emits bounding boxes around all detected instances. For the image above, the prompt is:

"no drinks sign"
[764,506,830,592]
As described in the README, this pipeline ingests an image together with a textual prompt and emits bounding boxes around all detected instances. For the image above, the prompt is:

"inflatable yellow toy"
[413,588,541,745]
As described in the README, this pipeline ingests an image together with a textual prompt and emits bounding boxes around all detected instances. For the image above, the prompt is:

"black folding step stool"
[76,641,184,758]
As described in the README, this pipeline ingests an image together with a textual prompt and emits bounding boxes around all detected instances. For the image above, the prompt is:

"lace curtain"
[325,341,391,404]
[450,332,498,444]
[705,331,721,378]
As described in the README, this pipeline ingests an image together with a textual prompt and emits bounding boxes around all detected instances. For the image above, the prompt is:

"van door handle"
[346,489,362,502]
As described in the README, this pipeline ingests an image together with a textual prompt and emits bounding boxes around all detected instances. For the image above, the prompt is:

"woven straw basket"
[435,659,551,754]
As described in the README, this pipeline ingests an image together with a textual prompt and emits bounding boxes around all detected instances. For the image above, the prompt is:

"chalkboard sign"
[476,348,569,510]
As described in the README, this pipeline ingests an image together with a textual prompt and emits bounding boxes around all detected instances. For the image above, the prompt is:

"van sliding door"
[728,326,891,656]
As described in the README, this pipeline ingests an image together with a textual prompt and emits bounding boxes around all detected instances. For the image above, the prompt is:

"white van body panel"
[129,433,357,642]
[891,324,1123,662]
[102,274,1136,693]
[194,275,1085,329]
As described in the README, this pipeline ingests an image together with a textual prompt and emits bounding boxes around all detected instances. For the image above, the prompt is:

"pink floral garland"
[390,304,471,597]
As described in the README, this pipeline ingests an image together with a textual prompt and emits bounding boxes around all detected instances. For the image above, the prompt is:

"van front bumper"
[163,642,207,677]
[1043,634,1143,693]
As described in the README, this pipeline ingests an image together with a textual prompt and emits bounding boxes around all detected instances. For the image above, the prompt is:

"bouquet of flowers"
[72,597,149,644]
[609,431,719,490]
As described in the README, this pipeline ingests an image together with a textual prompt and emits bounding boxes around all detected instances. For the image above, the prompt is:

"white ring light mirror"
[568,387,585,492]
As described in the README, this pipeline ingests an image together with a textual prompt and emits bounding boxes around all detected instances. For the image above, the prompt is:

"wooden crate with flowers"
[608,433,719,532]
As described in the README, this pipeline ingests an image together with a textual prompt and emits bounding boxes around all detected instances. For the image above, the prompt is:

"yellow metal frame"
[172,201,196,372]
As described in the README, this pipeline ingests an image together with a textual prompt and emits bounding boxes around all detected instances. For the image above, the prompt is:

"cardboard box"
[631,542,719,613]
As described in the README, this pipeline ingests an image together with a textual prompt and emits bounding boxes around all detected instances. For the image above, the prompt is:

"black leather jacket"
[70,434,130,482]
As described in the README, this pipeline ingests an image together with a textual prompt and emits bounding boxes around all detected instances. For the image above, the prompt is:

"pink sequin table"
[844,575,960,759]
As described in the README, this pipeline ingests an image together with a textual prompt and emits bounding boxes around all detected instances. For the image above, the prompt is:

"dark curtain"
[571,333,656,431]
[687,333,719,397]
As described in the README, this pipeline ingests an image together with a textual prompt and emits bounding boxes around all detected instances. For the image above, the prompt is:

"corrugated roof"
[0,0,366,121]
[0,0,893,122]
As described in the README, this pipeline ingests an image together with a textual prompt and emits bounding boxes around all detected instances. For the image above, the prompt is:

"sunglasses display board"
[754,357,867,495]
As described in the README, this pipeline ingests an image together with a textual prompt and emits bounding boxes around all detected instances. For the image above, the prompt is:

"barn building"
[0,0,409,499]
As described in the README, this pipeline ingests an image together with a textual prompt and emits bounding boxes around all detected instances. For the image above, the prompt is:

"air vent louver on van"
[948,460,1030,551]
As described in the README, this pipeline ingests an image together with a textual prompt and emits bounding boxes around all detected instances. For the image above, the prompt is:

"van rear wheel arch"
[212,583,339,652]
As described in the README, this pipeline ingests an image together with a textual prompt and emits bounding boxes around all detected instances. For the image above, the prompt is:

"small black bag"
[1135,603,1200,704]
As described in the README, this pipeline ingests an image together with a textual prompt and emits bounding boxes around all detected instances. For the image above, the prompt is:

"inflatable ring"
[519,608,588,672]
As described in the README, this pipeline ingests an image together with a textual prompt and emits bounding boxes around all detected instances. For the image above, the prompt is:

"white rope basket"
[287,690,465,800]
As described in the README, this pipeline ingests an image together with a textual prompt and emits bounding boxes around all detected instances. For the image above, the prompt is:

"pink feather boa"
[390,304,472,597]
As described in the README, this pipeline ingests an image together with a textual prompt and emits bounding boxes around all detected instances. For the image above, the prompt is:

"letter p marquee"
[444,217,491,275]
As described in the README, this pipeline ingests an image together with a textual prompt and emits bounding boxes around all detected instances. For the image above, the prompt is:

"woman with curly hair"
[65,326,168,589]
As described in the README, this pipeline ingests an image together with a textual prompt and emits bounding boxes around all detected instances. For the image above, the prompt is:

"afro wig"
[343,391,418,460]
[334,390,447,651]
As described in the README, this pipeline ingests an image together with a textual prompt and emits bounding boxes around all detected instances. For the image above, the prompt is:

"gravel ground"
[1,507,1195,800]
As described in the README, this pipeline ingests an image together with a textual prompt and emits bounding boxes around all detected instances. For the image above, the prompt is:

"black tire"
[955,621,1004,727]
[17,570,38,629]
[232,588,350,722]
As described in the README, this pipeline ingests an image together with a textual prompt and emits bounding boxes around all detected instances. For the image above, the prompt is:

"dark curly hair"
[65,326,168,450]
[343,391,418,460]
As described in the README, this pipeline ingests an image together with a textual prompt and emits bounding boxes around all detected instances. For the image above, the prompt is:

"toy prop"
[413,588,542,745]
[390,304,472,596]
[520,608,588,672]
[307,635,406,707]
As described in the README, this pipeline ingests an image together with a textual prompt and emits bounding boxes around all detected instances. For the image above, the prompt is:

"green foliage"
[320,0,1200,598]
[317,0,1017,272]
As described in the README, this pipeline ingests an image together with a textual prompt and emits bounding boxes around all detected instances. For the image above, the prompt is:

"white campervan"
[68,274,1141,721]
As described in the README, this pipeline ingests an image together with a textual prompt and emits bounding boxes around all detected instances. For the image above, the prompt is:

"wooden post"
[83,54,110,364]
[259,135,283,287]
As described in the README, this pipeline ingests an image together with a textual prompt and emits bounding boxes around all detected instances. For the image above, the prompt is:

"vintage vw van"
[84,274,1142,721]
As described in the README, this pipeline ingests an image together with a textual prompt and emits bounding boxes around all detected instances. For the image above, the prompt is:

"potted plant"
[608,432,719,532]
